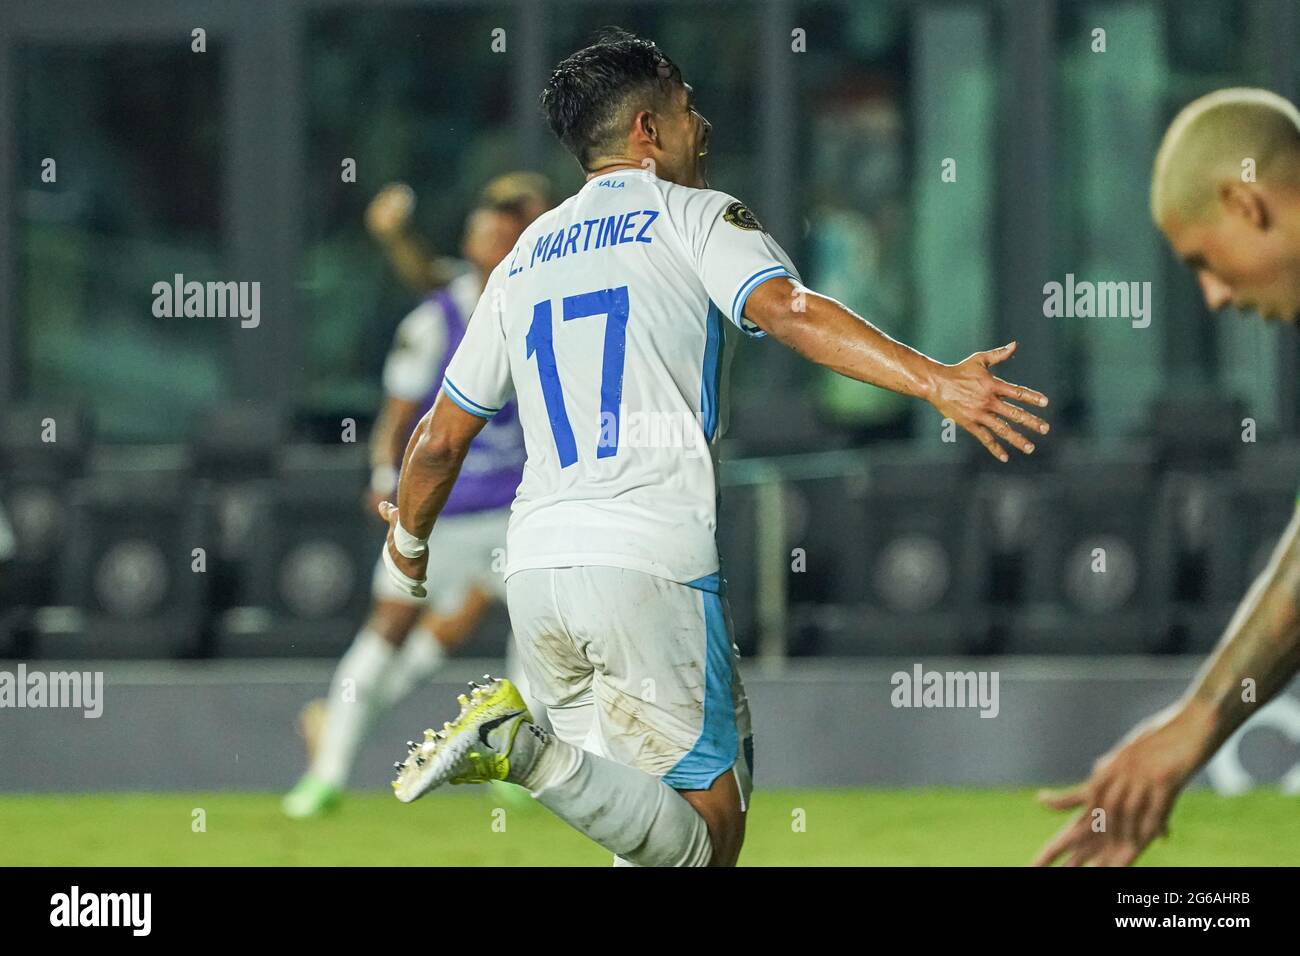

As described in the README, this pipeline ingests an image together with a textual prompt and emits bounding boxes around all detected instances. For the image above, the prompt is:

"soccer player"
[1035,88,1300,867]
[282,195,544,819]
[381,29,1049,866]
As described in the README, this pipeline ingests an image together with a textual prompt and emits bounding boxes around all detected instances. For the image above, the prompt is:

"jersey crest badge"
[723,201,763,232]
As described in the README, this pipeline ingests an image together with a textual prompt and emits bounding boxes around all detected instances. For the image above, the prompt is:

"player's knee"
[422,587,491,650]
[423,608,478,650]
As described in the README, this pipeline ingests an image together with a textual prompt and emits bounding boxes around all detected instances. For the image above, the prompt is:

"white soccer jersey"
[382,269,480,402]
[442,169,800,585]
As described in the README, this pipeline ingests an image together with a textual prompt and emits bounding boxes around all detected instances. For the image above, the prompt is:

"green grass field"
[0,787,1294,865]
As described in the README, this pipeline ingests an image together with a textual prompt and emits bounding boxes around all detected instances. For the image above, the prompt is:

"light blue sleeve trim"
[730,265,792,338]
[442,377,500,419]
[699,305,724,444]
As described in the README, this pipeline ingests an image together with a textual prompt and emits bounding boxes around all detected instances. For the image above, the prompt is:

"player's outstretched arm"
[742,277,1049,461]
[366,182,461,294]
[1034,510,1300,866]
[378,394,488,596]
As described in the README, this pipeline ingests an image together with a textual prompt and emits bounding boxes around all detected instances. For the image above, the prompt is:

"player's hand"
[927,341,1049,462]
[1032,704,1206,867]
[365,183,416,241]
[363,488,390,520]
[377,500,429,598]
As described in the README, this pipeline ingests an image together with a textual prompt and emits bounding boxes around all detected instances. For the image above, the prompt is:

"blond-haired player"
[1036,88,1300,866]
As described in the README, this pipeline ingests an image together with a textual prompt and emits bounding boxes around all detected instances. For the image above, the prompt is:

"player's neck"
[585,157,701,188]
[585,159,647,181]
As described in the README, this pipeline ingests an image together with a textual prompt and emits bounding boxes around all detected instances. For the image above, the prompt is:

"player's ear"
[1218,180,1270,230]
[632,109,660,148]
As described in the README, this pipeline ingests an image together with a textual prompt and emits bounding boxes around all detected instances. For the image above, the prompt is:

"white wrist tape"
[392,522,428,559]
[370,463,399,495]
[381,543,427,599]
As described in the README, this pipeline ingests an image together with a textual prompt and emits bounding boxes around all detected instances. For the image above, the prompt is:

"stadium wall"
[2,658,1298,794]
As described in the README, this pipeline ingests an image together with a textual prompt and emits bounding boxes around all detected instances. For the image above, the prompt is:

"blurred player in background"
[381,29,1049,866]
[365,174,551,296]
[1036,88,1300,866]
[282,174,551,819]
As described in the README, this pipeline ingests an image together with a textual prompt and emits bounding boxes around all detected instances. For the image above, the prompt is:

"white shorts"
[506,566,753,800]
[371,508,509,614]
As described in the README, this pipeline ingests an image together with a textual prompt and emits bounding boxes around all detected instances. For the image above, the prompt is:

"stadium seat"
[193,401,290,481]
[999,442,1173,654]
[722,469,865,658]
[802,448,986,656]
[0,404,91,613]
[1170,443,1300,652]
[1147,393,1246,471]
[32,447,213,659]
[213,444,374,658]
[0,603,27,659]
[191,402,290,621]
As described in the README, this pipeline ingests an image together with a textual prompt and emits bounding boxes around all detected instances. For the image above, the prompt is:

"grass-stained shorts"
[506,565,753,805]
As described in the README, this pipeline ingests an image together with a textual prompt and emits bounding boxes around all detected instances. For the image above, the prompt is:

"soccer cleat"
[281,773,342,819]
[391,676,538,804]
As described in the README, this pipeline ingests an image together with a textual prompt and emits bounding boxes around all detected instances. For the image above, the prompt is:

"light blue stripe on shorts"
[662,584,739,791]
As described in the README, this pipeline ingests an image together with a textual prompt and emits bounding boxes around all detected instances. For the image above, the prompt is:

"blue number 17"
[525,286,630,469]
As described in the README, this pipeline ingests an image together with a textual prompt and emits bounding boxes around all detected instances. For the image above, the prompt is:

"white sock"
[310,629,397,788]
[520,733,712,867]
[376,627,446,707]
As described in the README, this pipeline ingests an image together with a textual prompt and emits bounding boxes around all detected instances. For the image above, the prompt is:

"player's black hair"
[540,27,683,169]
